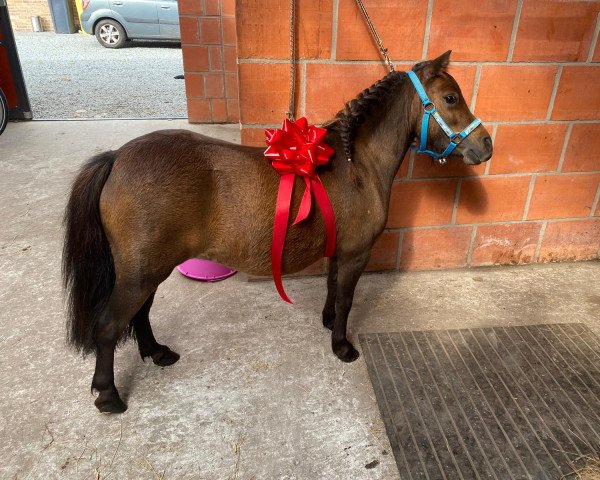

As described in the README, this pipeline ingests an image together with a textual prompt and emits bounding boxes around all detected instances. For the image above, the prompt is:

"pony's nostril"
[483,136,493,153]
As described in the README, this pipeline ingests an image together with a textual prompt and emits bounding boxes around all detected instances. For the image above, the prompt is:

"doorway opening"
[6,0,187,120]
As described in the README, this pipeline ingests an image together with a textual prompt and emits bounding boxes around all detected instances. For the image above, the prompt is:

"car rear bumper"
[80,13,93,34]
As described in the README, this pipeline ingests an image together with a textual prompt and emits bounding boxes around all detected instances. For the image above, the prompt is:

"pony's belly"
[198,209,328,277]
[199,244,324,278]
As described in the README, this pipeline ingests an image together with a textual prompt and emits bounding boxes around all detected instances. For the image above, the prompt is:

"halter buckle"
[450,134,464,145]
[423,103,436,113]
[437,157,447,165]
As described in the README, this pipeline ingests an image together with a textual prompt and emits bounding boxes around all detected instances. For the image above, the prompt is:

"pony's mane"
[326,69,407,161]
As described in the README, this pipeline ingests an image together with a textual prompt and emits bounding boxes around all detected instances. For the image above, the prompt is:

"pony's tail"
[62,151,116,355]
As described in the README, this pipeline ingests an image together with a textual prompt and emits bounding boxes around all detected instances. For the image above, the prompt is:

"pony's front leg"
[331,251,370,363]
[322,257,338,330]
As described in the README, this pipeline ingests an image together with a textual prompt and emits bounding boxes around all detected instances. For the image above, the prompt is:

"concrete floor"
[0,119,598,479]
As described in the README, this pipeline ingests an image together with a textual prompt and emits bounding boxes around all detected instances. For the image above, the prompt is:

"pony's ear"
[419,50,452,81]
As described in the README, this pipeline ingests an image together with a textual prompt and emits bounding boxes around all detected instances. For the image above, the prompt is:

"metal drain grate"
[359,324,600,479]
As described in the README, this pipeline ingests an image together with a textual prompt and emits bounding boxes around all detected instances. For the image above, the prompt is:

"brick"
[336,0,427,60]
[428,0,518,61]
[182,45,209,72]
[552,67,600,121]
[222,17,237,46]
[241,127,266,146]
[527,173,600,220]
[447,65,477,107]
[200,17,222,44]
[304,63,390,123]
[205,73,225,98]
[239,63,288,123]
[366,231,400,271]
[395,151,411,179]
[296,0,333,58]
[471,223,542,266]
[223,46,238,72]
[400,227,472,270]
[226,98,240,123]
[387,180,458,228]
[456,176,531,224]
[563,124,600,172]
[512,1,599,62]
[221,0,235,16]
[412,154,486,179]
[211,98,228,122]
[209,46,223,71]
[225,73,238,99]
[205,0,220,15]
[187,98,212,123]
[490,124,568,174]
[178,0,203,15]
[184,72,204,98]
[539,219,600,262]
[475,66,558,121]
[179,16,200,44]
[236,0,332,59]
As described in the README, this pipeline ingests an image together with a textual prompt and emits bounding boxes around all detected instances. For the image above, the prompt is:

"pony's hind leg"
[331,251,370,363]
[92,279,156,413]
[132,292,180,367]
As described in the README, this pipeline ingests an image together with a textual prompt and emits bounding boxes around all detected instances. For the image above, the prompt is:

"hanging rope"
[286,0,393,122]
[286,0,296,121]
[354,0,395,72]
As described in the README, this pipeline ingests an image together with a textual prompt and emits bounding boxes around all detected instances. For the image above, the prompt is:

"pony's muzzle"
[463,135,493,165]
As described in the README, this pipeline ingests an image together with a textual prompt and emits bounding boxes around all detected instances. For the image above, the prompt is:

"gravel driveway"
[14,32,187,119]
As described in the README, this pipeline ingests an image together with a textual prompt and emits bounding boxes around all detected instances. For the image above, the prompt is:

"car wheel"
[95,19,127,49]
[0,88,8,137]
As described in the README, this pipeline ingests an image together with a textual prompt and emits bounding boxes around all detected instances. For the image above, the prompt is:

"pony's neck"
[353,75,416,199]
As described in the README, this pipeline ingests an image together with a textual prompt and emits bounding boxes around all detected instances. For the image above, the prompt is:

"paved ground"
[14,33,186,119]
[0,119,599,479]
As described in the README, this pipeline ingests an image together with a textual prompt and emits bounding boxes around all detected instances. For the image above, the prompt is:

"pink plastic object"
[177,259,237,282]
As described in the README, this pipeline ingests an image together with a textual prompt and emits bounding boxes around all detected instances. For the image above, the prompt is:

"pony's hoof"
[152,346,180,367]
[333,340,360,363]
[322,312,334,330]
[95,391,127,414]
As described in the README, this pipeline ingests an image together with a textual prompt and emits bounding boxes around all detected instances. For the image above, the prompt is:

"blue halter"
[407,70,481,162]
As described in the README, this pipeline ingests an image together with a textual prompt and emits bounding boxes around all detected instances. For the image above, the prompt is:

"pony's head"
[411,51,493,165]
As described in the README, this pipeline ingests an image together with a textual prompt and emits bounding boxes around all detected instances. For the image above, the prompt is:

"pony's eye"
[444,94,457,105]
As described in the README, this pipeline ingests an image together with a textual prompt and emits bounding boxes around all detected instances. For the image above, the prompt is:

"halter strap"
[407,70,481,161]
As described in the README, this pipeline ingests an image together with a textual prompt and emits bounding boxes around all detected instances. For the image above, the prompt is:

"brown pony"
[63,51,493,413]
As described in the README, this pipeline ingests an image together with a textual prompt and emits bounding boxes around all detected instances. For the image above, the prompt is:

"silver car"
[80,0,180,48]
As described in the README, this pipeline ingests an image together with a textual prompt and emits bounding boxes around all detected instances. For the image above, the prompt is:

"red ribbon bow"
[264,117,337,303]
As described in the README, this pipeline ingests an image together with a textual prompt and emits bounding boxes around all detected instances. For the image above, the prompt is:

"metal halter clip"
[437,157,447,165]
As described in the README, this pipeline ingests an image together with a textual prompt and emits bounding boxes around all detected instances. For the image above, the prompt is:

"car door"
[157,0,180,39]
[109,0,159,37]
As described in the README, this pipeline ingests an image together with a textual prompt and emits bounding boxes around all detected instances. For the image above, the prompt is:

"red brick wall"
[233,0,600,273]
[179,0,239,122]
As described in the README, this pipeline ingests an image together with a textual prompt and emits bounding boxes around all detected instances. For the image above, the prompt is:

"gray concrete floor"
[0,119,599,479]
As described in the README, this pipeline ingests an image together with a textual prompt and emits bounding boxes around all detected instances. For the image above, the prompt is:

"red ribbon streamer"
[265,117,337,303]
